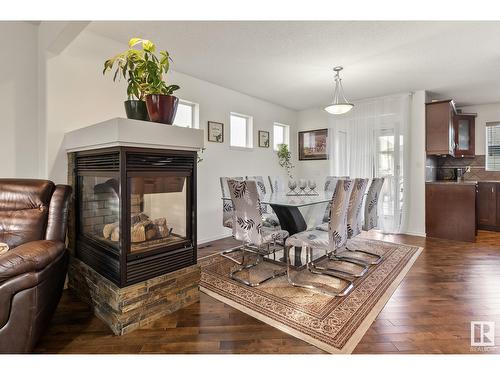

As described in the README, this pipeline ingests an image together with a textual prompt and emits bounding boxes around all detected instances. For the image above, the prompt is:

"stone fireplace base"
[68,257,200,335]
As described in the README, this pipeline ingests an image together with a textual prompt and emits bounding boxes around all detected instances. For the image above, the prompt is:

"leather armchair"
[0,179,71,353]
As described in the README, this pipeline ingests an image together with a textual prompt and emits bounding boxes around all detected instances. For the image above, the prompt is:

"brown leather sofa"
[0,179,71,353]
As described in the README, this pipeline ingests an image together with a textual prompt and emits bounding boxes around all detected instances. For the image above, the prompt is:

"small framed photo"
[258,130,270,148]
[208,121,224,143]
[298,128,328,160]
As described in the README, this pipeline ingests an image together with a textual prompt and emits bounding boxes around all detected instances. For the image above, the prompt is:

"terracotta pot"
[124,100,149,121]
[145,94,179,124]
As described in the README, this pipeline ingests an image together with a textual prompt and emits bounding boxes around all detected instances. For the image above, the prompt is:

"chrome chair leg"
[285,245,354,297]
[221,244,246,265]
[221,243,261,265]
[229,244,286,287]
[342,245,382,265]
[309,249,369,278]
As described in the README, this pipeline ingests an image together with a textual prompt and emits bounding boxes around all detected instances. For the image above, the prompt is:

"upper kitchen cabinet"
[454,113,476,157]
[426,100,457,156]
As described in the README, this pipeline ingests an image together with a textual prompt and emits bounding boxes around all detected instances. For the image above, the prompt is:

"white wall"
[294,108,331,181]
[459,102,500,155]
[0,22,40,178]
[43,30,297,243]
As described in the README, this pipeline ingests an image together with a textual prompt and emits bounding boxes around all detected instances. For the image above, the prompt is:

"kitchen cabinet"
[426,100,457,156]
[454,114,476,157]
[426,182,477,242]
[477,182,500,230]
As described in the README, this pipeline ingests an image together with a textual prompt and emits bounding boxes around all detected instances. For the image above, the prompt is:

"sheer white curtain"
[328,94,411,233]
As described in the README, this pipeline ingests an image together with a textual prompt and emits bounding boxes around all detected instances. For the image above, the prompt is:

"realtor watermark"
[470,321,496,352]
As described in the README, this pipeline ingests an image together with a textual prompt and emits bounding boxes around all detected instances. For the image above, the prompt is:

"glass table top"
[222,191,333,207]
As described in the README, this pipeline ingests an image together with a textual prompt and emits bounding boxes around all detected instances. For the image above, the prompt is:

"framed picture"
[208,121,224,143]
[298,128,328,160]
[258,130,270,148]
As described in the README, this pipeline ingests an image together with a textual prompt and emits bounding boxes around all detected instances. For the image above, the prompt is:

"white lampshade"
[324,103,354,115]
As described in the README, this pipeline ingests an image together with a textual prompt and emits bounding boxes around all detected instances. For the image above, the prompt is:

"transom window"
[273,122,290,151]
[174,100,199,128]
[486,122,500,171]
[230,113,253,149]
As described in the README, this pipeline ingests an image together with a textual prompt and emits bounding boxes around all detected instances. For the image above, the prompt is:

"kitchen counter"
[425,182,476,242]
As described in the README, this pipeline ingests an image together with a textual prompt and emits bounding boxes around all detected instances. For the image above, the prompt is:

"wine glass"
[307,179,317,194]
[288,179,297,194]
[298,179,307,194]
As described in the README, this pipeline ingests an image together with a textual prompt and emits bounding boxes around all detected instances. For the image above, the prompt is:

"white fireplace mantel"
[63,117,205,152]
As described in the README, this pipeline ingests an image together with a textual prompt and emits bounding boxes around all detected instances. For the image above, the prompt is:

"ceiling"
[87,21,500,110]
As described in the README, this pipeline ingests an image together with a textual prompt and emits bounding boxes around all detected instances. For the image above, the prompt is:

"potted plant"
[103,38,151,121]
[139,39,180,124]
[277,143,294,178]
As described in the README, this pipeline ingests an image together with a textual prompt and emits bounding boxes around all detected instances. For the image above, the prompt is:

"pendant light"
[324,66,354,115]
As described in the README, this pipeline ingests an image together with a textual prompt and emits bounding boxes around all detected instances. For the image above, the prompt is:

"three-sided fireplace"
[75,146,197,287]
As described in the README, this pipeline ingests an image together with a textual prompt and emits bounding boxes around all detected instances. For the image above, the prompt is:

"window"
[173,100,199,128]
[230,113,253,149]
[273,123,290,150]
[486,122,500,171]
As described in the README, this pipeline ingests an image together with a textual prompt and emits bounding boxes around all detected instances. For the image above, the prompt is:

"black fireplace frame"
[74,146,197,287]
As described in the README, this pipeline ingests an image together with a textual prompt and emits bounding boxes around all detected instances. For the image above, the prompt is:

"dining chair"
[226,179,289,286]
[324,176,338,192]
[320,176,349,225]
[312,180,369,278]
[219,176,244,229]
[268,175,286,193]
[338,178,382,265]
[363,178,385,232]
[284,179,357,297]
[322,176,339,225]
[245,176,280,228]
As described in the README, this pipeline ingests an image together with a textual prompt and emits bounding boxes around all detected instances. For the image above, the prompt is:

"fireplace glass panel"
[129,175,188,254]
[79,175,121,251]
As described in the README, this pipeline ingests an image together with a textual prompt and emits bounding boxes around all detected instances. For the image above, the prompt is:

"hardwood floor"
[35,231,500,354]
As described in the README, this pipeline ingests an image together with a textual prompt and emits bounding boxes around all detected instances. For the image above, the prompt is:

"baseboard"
[403,231,426,237]
[197,233,232,245]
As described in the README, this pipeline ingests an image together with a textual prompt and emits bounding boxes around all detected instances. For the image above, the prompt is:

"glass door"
[374,128,404,232]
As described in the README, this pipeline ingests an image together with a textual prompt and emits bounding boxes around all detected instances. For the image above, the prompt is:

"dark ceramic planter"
[124,100,150,121]
[145,94,179,125]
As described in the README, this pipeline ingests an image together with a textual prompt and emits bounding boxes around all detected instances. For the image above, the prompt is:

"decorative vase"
[124,100,150,121]
[145,94,179,124]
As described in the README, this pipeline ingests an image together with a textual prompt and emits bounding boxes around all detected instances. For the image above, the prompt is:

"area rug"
[199,237,422,354]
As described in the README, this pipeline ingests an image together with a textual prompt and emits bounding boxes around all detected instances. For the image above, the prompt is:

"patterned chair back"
[327,179,354,249]
[322,176,349,222]
[227,179,265,246]
[324,176,339,192]
[346,178,370,239]
[268,176,286,193]
[363,178,385,231]
[245,176,268,213]
[220,177,244,227]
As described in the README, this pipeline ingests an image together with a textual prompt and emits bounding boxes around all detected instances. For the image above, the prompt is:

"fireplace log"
[103,222,119,239]
[111,226,120,242]
[154,218,169,238]
[104,213,170,243]
[131,222,147,243]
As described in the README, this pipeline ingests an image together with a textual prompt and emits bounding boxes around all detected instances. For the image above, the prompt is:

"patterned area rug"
[199,238,422,353]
